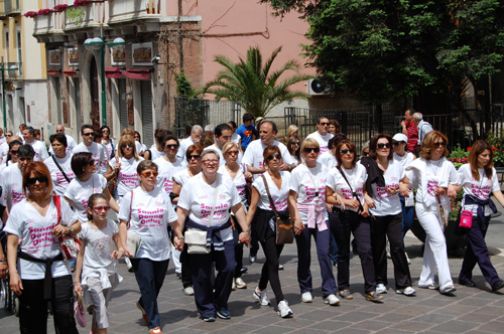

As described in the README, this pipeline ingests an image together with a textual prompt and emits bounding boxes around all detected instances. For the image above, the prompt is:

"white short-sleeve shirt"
[74,142,108,174]
[306,131,333,154]
[219,165,248,207]
[118,187,177,261]
[173,168,198,187]
[4,198,78,279]
[30,140,49,162]
[64,174,108,222]
[109,157,142,198]
[326,164,367,212]
[458,164,500,216]
[252,171,291,211]
[367,160,402,216]
[177,173,240,242]
[44,154,75,196]
[242,139,296,171]
[154,156,185,194]
[289,163,328,222]
[0,163,25,208]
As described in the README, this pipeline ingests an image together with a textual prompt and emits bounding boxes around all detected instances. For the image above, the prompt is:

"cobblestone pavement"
[2,217,504,334]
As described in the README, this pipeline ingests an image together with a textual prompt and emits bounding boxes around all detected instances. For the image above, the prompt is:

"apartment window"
[16,30,21,64]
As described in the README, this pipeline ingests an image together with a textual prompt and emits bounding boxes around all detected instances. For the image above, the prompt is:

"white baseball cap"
[392,133,408,143]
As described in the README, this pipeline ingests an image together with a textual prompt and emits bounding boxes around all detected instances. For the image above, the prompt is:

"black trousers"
[258,236,285,303]
[331,210,377,293]
[19,275,78,334]
[371,213,412,289]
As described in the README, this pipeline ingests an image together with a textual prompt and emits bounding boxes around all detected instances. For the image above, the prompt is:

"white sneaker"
[301,291,313,303]
[235,277,247,289]
[324,294,340,306]
[376,283,387,294]
[183,286,194,296]
[396,286,416,296]
[277,300,293,318]
[253,288,270,306]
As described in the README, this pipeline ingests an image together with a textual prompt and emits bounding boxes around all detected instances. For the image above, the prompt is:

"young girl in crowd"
[74,194,123,334]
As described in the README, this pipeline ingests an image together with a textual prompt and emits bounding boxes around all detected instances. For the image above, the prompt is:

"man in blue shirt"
[236,113,258,151]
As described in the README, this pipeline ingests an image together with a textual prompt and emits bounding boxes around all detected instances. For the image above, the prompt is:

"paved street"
[2,212,504,334]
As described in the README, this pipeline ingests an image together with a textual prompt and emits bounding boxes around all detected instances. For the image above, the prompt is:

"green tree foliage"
[204,46,312,118]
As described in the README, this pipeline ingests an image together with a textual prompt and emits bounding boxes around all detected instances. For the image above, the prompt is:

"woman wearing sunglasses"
[361,135,414,297]
[5,161,80,334]
[289,138,339,306]
[0,139,22,172]
[326,139,382,303]
[173,149,250,322]
[64,152,119,223]
[105,135,142,201]
[246,146,294,318]
[74,194,122,334]
[400,131,458,296]
[118,161,177,334]
[219,141,252,290]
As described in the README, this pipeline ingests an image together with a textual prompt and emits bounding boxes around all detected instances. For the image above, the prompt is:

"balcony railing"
[64,2,106,31]
[109,0,162,24]
[34,11,65,38]
[4,0,20,16]
[5,61,22,79]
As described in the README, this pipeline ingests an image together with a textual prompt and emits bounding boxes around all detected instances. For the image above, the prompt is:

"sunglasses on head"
[303,147,320,154]
[266,153,281,161]
[26,176,48,186]
[377,143,391,149]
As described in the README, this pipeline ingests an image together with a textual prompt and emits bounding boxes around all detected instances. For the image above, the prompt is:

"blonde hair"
[118,135,140,160]
[222,141,240,156]
[300,138,319,153]
[287,124,299,138]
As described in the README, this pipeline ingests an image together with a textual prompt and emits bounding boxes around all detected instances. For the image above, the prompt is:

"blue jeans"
[132,258,169,329]
[400,196,415,236]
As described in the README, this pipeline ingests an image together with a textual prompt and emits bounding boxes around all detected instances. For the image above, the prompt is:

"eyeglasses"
[83,132,94,137]
[202,159,219,165]
[303,147,320,154]
[88,160,97,166]
[226,150,239,156]
[266,153,281,161]
[165,144,179,150]
[141,171,158,178]
[26,176,49,186]
[377,143,391,149]
[93,205,110,212]
[188,154,201,160]
[340,149,353,155]
[434,142,446,147]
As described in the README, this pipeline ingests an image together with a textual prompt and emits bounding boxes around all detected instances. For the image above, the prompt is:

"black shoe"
[458,278,476,288]
[492,280,504,293]
[202,315,216,322]
[440,286,456,296]
[216,308,231,320]
[240,267,248,274]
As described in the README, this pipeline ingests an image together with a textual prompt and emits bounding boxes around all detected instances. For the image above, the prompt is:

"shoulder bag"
[51,155,71,183]
[261,174,294,245]
[54,195,80,260]
[336,166,365,214]
[184,187,218,254]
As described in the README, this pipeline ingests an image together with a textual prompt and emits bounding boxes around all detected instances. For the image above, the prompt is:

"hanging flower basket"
[53,4,69,12]
[37,9,52,16]
[24,11,38,18]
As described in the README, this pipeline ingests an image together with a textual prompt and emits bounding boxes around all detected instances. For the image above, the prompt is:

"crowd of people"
[0,112,504,334]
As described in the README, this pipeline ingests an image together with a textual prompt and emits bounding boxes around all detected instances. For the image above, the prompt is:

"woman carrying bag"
[246,145,295,318]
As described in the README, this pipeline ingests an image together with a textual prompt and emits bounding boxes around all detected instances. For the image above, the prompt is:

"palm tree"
[205,46,312,118]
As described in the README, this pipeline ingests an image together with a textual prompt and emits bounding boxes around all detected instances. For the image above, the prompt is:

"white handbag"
[184,228,210,254]
[126,230,141,256]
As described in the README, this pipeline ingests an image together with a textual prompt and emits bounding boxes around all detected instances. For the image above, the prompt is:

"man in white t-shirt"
[204,123,239,166]
[177,125,203,162]
[49,124,76,155]
[73,124,108,174]
[22,127,49,162]
[0,144,34,211]
[242,120,297,174]
[307,116,334,154]
[0,128,6,146]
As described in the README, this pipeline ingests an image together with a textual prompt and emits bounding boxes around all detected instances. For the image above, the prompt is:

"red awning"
[123,68,152,81]
[63,69,77,76]
[105,66,123,79]
[47,69,61,77]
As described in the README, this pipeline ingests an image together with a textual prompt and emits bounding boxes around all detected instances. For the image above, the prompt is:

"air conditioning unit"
[307,78,330,96]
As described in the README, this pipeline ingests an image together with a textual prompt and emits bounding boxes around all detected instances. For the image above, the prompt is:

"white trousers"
[415,203,454,290]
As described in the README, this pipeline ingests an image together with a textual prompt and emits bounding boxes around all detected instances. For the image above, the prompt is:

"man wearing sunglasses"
[306,116,334,155]
[0,144,35,216]
[73,124,108,174]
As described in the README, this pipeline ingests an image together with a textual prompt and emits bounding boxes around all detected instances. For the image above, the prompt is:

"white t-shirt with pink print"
[154,156,184,195]
[326,163,367,213]
[458,163,500,216]
[252,171,291,212]
[368,159,402,216]
[64,173,107,222]
[0,163,25,209]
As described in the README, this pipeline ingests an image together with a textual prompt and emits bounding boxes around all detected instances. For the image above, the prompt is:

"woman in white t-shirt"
[173,150,250,322]
[74,194,122,334]
[325,139,382,303]
[400,131,458,296]
[154,135,184,196]
[220,142,252,290]
[100,125,115,160]
[5,161,80,333]
[105,135,142,201]
[362,135,414,297]
[171,144,203,202]
[45,133,75,196]
[246,145,294,318]
[289,138,339,305]
[118,160,177,334]
[64,152,119,223]
[456,140,504,293]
